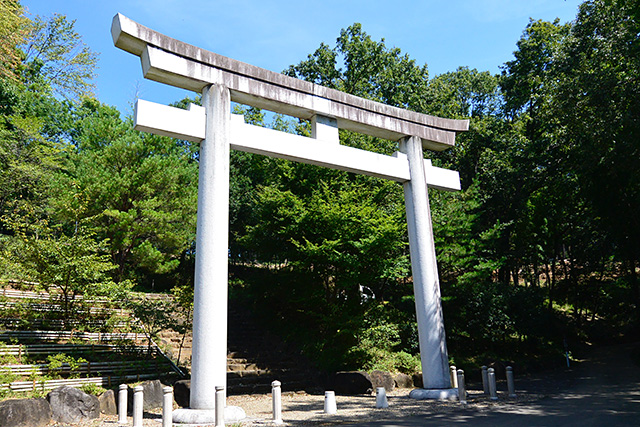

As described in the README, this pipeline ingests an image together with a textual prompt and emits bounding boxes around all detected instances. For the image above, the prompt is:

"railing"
[0,359,166,376]
[0,330,145,342]
[0,343,158,359]
[0,318,129,330]
[1,373,161,392]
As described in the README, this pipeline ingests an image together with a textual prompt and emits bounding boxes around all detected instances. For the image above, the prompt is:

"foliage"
[1,0,639,377]
[21,13,98,99]
[34,97,200,287]
[80,382,106,396]
[0,0,29,81]
[46,353,87,379]
[126,295,177,356]
[171,284,193,366]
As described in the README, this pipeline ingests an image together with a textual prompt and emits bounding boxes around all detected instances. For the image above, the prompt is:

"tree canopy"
[1,0,638,373]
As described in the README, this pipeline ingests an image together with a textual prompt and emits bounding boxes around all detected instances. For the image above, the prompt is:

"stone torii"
[111,13,468,423]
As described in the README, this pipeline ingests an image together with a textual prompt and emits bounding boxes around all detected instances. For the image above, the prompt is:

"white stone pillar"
[162,386,173,427]
[481,365,489,394]
[133,385,143,427]
[401,135,451,390]
[375,387,389,409]
[215,386,225,426]
[271,380,283,424]
[191,83,231,409]
[506,366,516,398]
[118,384,127,425]
[324,391,337,414]
[488,367,498,401]
[457,370,467,404]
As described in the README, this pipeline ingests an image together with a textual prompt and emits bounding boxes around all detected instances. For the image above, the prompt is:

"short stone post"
[457,370,467,404]
[215,386,225,426]
[488,368,498,401]
[162,386,173,427]
[271,380,283,424]
[118,384,127,425]
[506,366,516,398]
[481,366,489,394]
[133,385,143,427]
[450,365,458,388]
[324,391,337,414]
[375,387,389,409]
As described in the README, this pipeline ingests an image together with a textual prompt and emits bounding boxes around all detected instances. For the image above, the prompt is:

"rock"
[47,386,100,424]
[394,373,414,388]
[140,379,165,410]
[412,372,423,388]
[326,371,373,395]
[173,379,191,408]
[125,379,166,411]
[98,389,117,415]
[370,370,395,392]
[0,398,51,427]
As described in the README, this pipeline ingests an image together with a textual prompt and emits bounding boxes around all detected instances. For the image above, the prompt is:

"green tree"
[555,0,640,312]
[64,98,198,286]
[21,13,98,99]
[0,0,29,81]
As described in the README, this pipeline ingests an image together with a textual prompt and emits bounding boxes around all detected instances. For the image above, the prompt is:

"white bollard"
[133,385,143,427]
[506,366,516,398]
[375,387,389,409]
[118,384,127,425]
[450,365,458,388]
[488,368,498,401]
[215,386,225,426]
[481,366,489,395]
[457,370,467,404]
[324,391,337,414]
[162,386,173,427]
[271,380,283,424]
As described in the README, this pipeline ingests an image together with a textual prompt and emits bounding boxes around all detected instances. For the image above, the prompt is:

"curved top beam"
[112,13,469,151]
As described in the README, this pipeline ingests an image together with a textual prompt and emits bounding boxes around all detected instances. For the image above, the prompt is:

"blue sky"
[22,0,583,114]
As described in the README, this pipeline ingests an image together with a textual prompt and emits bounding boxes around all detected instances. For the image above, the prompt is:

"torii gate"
[112,13,468,423]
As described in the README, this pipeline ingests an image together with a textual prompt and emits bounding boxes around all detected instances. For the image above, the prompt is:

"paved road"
[356,343,640,426]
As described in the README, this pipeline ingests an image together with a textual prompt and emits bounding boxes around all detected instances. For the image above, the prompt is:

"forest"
[1,0,638,375]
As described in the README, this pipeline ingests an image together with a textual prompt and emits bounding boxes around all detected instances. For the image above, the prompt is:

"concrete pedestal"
[173,406,247,425]
[409,388,458,401]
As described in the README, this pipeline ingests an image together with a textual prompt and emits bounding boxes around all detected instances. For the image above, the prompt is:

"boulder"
[412,372,423,388]
[370,370,395,392]
[394,373,414,389]
[173,379,191,408]
[47,386,100,424]
[0,398,51,427]
[326,371,373,395]
[139,379,165,410]
[98,389,117,415]
[125,380,166,411]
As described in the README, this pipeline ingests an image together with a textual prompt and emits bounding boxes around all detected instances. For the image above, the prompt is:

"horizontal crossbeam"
[112,14,469,151]
[134,99,460,191]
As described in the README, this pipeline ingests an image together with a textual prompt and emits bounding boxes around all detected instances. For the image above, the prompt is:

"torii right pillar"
[401,135,456,400]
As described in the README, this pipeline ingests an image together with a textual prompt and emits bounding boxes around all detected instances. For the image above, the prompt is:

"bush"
[80,383,106,396]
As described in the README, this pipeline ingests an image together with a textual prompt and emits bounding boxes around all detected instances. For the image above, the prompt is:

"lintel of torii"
[134,99,462,191]
[112,13,468,151]
[111,12,470,422]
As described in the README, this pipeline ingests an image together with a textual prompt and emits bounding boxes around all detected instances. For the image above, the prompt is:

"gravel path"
[48,342,640,426]
[47,388,542,426]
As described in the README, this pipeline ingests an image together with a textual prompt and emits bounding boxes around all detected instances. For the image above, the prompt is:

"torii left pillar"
[173,84,246,423]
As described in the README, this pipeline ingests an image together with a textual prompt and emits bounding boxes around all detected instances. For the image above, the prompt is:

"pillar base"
[409,388,458,401]
[173,406,246,425]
